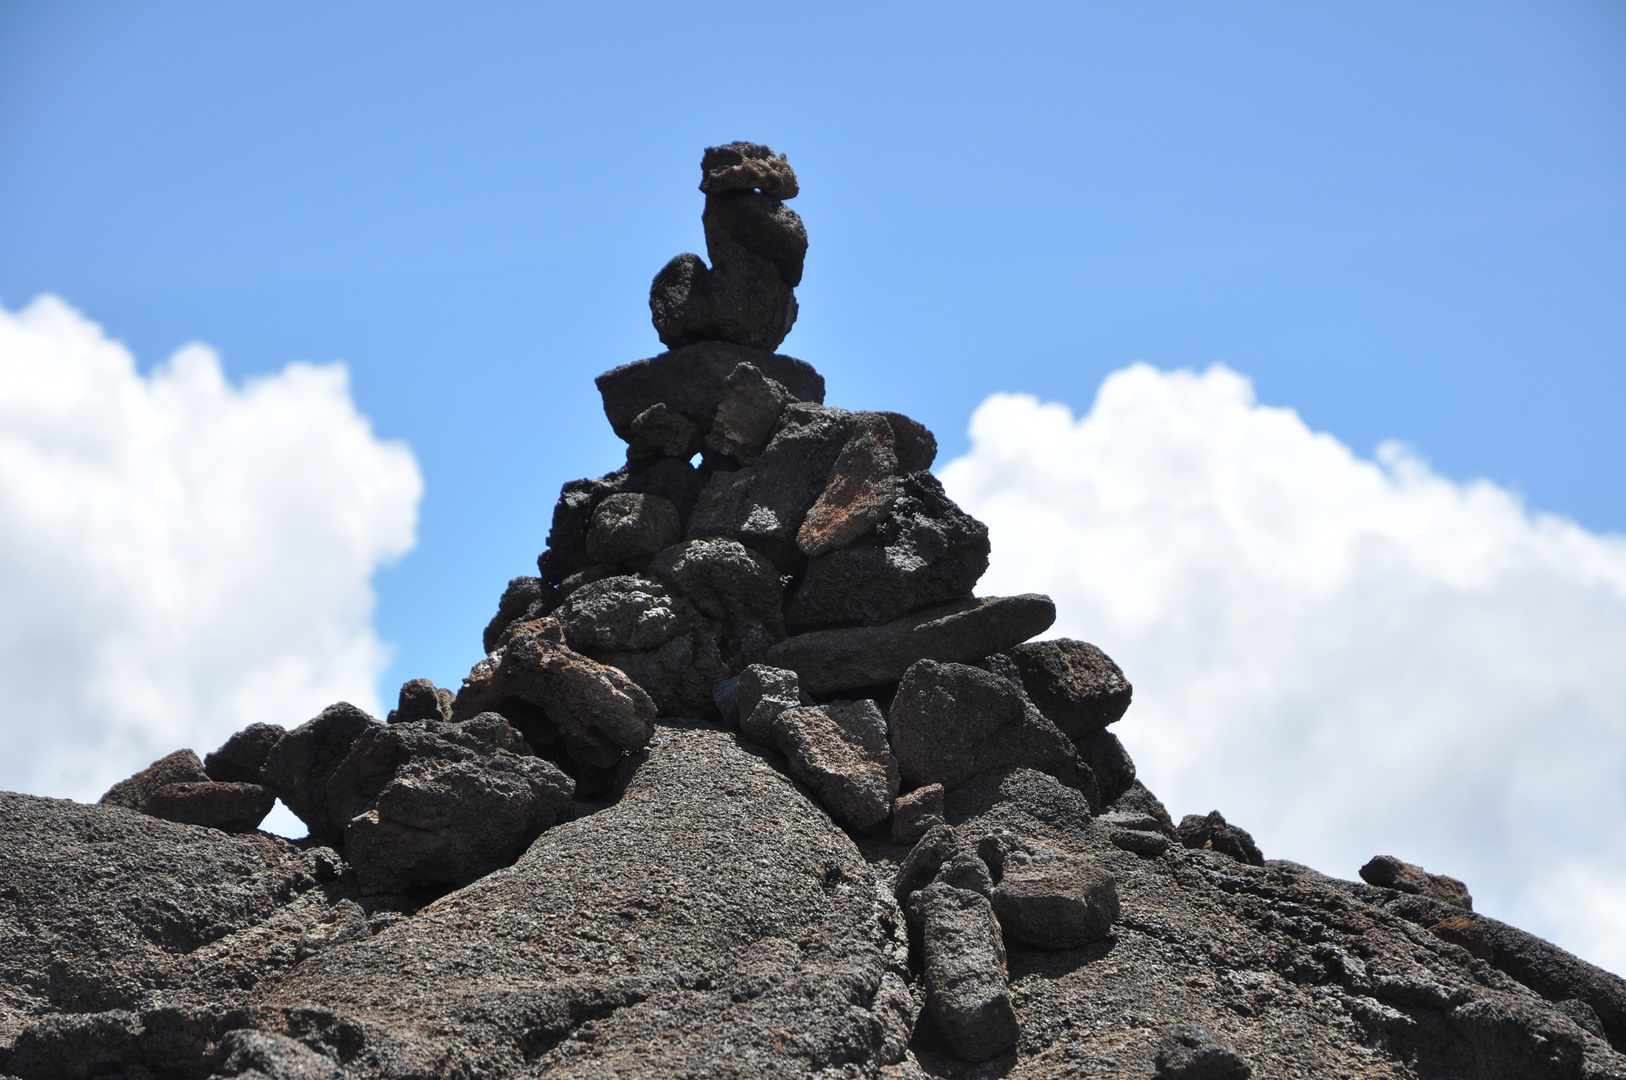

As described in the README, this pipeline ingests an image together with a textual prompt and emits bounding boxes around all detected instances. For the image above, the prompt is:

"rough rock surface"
[1008,638,1134,738]
[771,700,900,832]
[908,882,1020,1063]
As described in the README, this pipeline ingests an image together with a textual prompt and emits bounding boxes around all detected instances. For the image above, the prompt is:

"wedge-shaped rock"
[766,594,1057,694]
[453,619,656,768]
[797,411,900,558]
[1075,728,1137,806]
[888,659,1079,789]
[908,881,1019,1063]
[102,748,278,834]
[595,341,823,442]
[771,700,900,831]
[203,723,286,783]
[1008,638,1133,738]
[991,854,1120,949]
[704,361,791,464]
[585,492,681,567]
[1360,854,1473,909]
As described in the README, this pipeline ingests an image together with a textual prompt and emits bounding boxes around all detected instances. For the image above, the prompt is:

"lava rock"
[1111,827,1172,857]
[1360,854,1473,909]
[990,855,1120,949]
[258,703,383,845]
[553,576,689,653]
[700,141,799,198]
[888,659,1079,789]
[1073,728,1137,806]
[627,402,702,463]
[142,782,277,834]
[892,783,945,844]
[786,471,989,629]
[595,341,824,444]
[1178,811,1265,866]
[1008,638,1133,738]
[203,724,286,784]
[736,663,804,744]
[587,622,731,719]
[934,853,995,900]
[895,823,964,906]
[1428,914,1495,960]
[338,715,575,895]
[648,537,786,668]
[687,402,855,567]
[101,748,210,807]
[1107,779,1178,834]
[771,700,900,832]
[1153,1023,1253,1079]
[877,411,937,473]
[483,576,549,654]
[703,189,808,288]
[908,882,1019,1063]
[796,411,900,558]
[585,493,682,568]
[453,619,657,769]
[210,1028,344,1079]
[704,361,792,464]
[387,678,454,726]
[766,594,1058,694]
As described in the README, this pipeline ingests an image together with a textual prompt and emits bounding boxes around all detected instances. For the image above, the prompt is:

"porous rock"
[210,1028,344,1079]
[482,576,548,653]
[626,401,700,463]
[770,700,900,832]
[735,663,803,744]
[1153,1023,1253,1079]
[766,594,1058,694]
[796,411,900,558]
[892,783,945,844]
[888,659,1079,789]
[1360,854,1474,909]
[259,703,382,846]
[895,822,964,906]
[100,749,210,808]
[386,678,454,726]
[204,724,287,784]
[552,575,689,653]
[1074,727,1137,806]
[595,341,824,444]
[700,141,799,199]
[704,361,791,464]
[908,882,1019,1063]
[787,471,990,629]
[1178,810,1265,866]
[585,492,681,568]
[142,782,278,834]
[1008,638,1133,738]
[990,854,1120,949]
[647,537,785,669]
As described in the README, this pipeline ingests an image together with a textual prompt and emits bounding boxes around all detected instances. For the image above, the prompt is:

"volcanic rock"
[647,537,785,668]
[385,678,454,726]
[595,341,824,444]
[1177,810,1265,866]
[1008,638,1133,738]
[908,881,1019,1063]
[734,662,804,744]
[204,724,287,784]
[626,401,701,463]
[1360,854,1474,909]
[989,855,1120,949]
[770,700,899,832]
[796,411,900,558]
[766,594,1058,694]
[585,492,682,567]
[1074,728,1137,806]
[700,141,799,198]
[259,704,383,845]
[1153,1024,1253,1079]
[892,783,945,844]
[704,361,792,463]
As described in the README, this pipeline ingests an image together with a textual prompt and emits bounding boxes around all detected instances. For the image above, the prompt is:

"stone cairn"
[97,142,1255,1064]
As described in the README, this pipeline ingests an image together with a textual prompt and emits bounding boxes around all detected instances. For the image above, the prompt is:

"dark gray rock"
[258,704,383,845]
[385,678,453,726]
[945,767,1099,840]
[452,619,656,769]
[766,594,1058,695]
[687,402,855,568]
[876,411,937,474]
[895,822,963,906]
[974,828,1033,882]
[1154,1023,1253,1079]
[626,402,701,463]
[1177,811,1265,866]
[1110,827,1172,857]
[1074,728,1137,806]
[585,493,681,568]
[892,783,945,844]
[335,715,575,895]
[596,342,823,443]
[908,882,1019,1063]
[990,855,1120,949]
[770,700,899,832]
[210,1028,343,1078]
[735,663,803,744]
[585,622,730,719]
[1107,778,1178,835]
[699,141,799,199]
[142,782,278,834]
[1008,638,1133,738]
[711,674,740,725]
[482,576,549,654]
[101,748,210,807]
[786,471,990,629]
[204,724,287,784]
[934,853,995,900]
[552,576,688,653]
[796,411,899,558]
[703,362,791,464]
[888,660,1080,790]
[704,190,808,289]
[647,538,785,669]
[1360,854,1473,910]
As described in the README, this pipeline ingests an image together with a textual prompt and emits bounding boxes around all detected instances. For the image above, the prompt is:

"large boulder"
[100,746,275,834]
[765,594,1057,695]
[770,700,900,832]
[888,660,1080,790]
[647,538,786,669]
[1008,638,1133,738]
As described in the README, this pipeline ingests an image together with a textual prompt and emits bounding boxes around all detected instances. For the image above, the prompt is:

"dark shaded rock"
[934,853,995,900]
[1074,728,1136,806]
[892,783,945,844]
[1154,1023,1253,1079]
[210,1028,343,1079]
[482,576,548,654]
[945,767,1100,837]
[700,141,799,199]
[1555,998,1608,1040]
[1429,914,1495,960]
[452,619,656,769]
[4,1004,235,1080]
[144,782,278,834]
[1178,811,1265,866]
[626,402,701,463]
[553,576,688,653]
[687,401,854,567]
[703,189,808,289]
[771,700,899,832]
[585,493,681,568]
[259,703,383,846]
[877,411,937,474]
[585,622,730,719]
[788,471,990,629]
[1107,778,1178,835]
[386,678,453,726]
[796,411,899,558]
[598,342,822,442]
[991,855,1119,949]
[895,823,963,906]
[703,362,790,464]
[648,538,785,669]
[1110,827,1172,857]
[257,725,913,1076]
[336,715,575,895]
[101,748,210,807]
[1008,638,1133,738]
[735,663,803,744]
[908,882,1019,1063]
[888,660,1079,789]
[204,724,286,784]
[712,675,740,725]
[766,594,1057,694]
[974,829,1032,883]
[1360,854,1473,909]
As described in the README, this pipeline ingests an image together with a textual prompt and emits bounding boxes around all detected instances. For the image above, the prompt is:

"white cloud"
[940,364,1626,975]
[0,296,422,820]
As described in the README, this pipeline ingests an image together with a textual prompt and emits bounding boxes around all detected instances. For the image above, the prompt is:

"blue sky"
[2,2,1622,722]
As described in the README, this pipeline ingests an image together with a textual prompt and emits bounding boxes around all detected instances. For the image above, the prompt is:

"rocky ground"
[3,142,1624,1079]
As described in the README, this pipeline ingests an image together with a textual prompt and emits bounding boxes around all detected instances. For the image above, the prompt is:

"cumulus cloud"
[940,364,1626,975]
[0,296,422,819]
